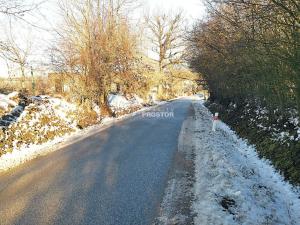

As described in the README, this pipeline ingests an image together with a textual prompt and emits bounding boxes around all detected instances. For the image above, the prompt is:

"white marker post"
[212,112,219,132]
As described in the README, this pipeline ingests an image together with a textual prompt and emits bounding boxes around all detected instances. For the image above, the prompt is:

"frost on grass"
[193,102,300,225]
[0,93,148,171]
[0,96,78,155]
[227,100,300,143]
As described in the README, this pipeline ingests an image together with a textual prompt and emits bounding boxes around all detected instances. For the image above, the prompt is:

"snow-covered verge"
[0,92,22,127]
[207,100,300,186]
[0,94,166,172]
[0,92,19,114]
[192,101,300,225]
[0,96,79,160]
[108,94,144,116]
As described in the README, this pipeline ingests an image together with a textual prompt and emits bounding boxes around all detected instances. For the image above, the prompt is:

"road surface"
[0,99,192,225]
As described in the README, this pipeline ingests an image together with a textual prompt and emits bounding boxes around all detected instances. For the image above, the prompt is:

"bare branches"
[50,0,139,104]
[0,30,33,89]
[145,10,185,72]
[188,0,300,108]
[0,0,46,23]
[0,0,34,16]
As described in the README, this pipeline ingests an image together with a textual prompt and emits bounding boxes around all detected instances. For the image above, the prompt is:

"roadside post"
[212,112,219,132]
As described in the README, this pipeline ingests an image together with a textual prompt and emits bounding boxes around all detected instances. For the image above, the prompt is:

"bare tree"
[50,0,139,106]
[0,1,34,52]
[0,32,33,89]
[145,10,185,72]
[0,0,43,86]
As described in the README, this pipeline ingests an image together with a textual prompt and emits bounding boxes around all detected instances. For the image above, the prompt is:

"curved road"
[0,100,192,225]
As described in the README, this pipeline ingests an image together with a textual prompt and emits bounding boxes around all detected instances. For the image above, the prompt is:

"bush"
[77,108,98,129]
[206,100,300,186]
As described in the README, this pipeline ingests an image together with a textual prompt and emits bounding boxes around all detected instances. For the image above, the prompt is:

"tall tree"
[145,10,185,72]
[51,0,139,106]
[0,29,33,89]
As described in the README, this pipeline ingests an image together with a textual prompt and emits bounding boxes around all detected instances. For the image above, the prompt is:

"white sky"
[0,0,206,77]
[143,0,205,21]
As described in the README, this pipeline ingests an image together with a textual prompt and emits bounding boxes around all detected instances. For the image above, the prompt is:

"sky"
[143,0,205,21]
[0,0,206,77]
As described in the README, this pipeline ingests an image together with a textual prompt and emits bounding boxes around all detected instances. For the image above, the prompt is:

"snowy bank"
[0,92,19,115]
[192,102,300,225]
[207,100,300,186]
[108,94,144,115]
[0,98,168,172]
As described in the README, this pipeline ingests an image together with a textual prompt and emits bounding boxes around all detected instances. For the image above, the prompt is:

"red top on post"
[213,112,219,121]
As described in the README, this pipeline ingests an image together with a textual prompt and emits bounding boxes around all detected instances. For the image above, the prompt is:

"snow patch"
[0,99,169,172]
[108,94,131,110]
[108,94,144,114]
[193,102,300,225]
[0,93,18,111]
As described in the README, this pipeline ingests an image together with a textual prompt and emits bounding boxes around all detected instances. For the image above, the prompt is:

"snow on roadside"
[192,101,300,225]
[31,95,78,126]
[108,94,130,111]
[0,99,169,172]
[108,94,143,113]
[0,93,18,111]
[0,135,68,171]
[0,96,79,164]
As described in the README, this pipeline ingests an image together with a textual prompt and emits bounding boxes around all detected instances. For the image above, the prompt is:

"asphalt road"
[0,99,192,225]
